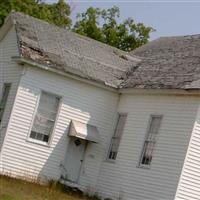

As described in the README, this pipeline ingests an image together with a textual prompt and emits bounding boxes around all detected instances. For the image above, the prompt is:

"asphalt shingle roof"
[7,11,200,90]
[124,35,200,89]
[10,11,139,88]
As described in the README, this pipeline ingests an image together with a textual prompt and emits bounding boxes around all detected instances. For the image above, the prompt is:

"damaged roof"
[9,11,140,88]
[123,35,200,89]
[5,11,200,90]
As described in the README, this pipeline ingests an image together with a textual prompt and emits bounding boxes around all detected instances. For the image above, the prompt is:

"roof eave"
[12,56,118,93]
[119,87,200,96]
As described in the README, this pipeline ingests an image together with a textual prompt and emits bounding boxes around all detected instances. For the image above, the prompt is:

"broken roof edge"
[8,11,139,60]
[12,56,119,92]
[13,55,200,96]
[4,11,200,93]
[5,11,142,90]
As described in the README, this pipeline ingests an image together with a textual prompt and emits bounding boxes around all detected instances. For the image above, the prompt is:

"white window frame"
[138,114,162,168]
[27,90,61,146]
[107,113,127,161]
[0,83,11,125]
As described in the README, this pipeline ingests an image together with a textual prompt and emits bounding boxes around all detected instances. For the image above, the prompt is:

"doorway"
[64,137,87,183]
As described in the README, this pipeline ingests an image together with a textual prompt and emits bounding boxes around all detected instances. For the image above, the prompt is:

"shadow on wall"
[0,63,118,197]
[24,78,117,195]
[37,99,95,184]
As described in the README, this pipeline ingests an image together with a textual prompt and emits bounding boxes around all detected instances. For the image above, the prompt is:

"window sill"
[104,159,116,164]
[26,138,51,148]
[136,165,151,169]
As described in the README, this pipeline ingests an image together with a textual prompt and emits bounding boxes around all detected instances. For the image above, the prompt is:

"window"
[139,115,162,167]
[30,91,60,143]
[0,83,11,124]
[107,113,127,160]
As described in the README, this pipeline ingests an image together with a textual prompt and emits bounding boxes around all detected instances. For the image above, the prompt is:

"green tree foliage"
[0,2,153,51]
[0,0,71,28]
[73,6,155,51]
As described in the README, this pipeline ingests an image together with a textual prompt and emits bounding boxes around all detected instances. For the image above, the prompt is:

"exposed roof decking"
[10,11,139,88]
[5,11,200,90]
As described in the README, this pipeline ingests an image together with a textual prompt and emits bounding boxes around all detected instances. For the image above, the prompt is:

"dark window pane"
[108,113,127,160]
[43,135,49,142]
[0,83,11,123]
[30,131,36,139]
[36,133,43,141]
[30,92,60,143]
[139,116,162,167]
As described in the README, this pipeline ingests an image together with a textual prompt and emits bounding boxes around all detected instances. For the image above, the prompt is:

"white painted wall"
[2,60,200,199]
[97,94,200,200]
[1,23,200,200]
[175,105,200,200]
[1,66,119,191]
[0,26,21,152]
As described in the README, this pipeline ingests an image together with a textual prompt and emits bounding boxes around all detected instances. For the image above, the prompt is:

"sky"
[47,0,200,40]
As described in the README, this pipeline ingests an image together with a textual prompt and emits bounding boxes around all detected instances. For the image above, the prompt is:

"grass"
[0,176,100,200]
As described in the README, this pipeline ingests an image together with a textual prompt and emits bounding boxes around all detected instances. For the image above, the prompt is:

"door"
[64,137,86,183]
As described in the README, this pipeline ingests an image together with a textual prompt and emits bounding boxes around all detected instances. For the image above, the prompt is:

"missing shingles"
[113,50,128,61]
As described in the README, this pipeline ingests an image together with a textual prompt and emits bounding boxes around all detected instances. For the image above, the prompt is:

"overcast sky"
[47,0,200,40]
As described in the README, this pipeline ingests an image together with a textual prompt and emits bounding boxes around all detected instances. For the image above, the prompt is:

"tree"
[0,0,71,28]
[73,6,155,51]
[73,7,103,41]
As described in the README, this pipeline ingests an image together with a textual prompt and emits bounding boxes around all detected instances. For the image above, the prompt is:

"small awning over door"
[69,120,100,143]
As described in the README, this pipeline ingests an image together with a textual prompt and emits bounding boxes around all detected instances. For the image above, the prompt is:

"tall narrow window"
[139,115,162,167]
[0,83,11,124]
[107,113,127,160]
[30,91,60,143]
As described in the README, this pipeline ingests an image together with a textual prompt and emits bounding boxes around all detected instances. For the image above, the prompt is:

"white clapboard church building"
[1,11,200,200]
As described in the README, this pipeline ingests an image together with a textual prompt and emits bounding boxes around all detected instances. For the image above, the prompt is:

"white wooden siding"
[97,94,199,200]
[1,66,119,190]
[0,26,21,153]
[1,25,200,200]
[175,106,200,200]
